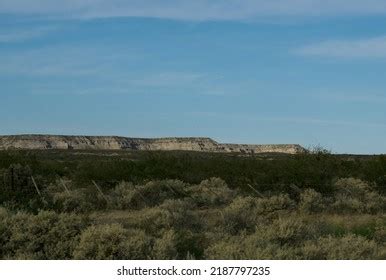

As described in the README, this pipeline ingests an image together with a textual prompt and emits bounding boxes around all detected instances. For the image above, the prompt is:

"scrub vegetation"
[0,149,385,259]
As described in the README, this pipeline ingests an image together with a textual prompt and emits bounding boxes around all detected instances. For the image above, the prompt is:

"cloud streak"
[190,112,386,129]
[0,44,143,77]
[2,0,386,21]
[295,36,386,58]
[0,26,57,43]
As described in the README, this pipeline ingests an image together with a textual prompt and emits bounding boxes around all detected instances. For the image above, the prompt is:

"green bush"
[301,234,379,259]
[332,178,385,214]
[109,181,138,209]
[222,196,260,234]
[204,232,301,260]
[222,195,296,234]
[151,229,204,260]
[128,199,200,234]
[151,229,179,259]
[250,215,313,247]
[48,180,107,213]
[73,224,152,260]
[188,178,235,206]
[204,234,247,260]
[299,189,325,213]
[159,199,200,230]
[254,194,296,214]
[0,207,10,258]
[110,180,187,210]
[51,189,97,213]
[1,210,88,259]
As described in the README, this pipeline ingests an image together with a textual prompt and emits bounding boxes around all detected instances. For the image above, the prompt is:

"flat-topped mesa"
[220,143,307,154]
[0,135,306,154]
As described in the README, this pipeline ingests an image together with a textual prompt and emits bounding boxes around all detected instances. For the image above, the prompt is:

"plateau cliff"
[0,135,306,154]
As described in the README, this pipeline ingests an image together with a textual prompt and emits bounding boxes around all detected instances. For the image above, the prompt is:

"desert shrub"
[373,222,386,243]
[51,189,96,213]
[254,194,296,214]
[206,223,379,260]
[242,242,300,259]
[152,228,204,260]
[114,199,200,236]
[159,199,200,230]
[109,181,138,209]
[128,207,172,233]
[142,179,186,200]
[314,214,384,239]
[204,234,247,260]
[301,234,379,259]
[334,178,372,195]
[2,210,88,259]
[0,207,8,219]
[222,196,261,234]
[361,192,386,214]
[151,229,179,259]
[188,178,235,206]
[0,207,10,258]
[204,232,300,260]
[48,180,107,213]
[252,215,312,246]
[206,215,315,259]
[222,195,296,234]
[110,180,187,210]
[332,178,385,214]
[174,229,206,259]
[73,224,152,260]
[299,189,325,213]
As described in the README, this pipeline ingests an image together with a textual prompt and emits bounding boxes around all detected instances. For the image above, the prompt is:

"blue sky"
[1,1,386,154]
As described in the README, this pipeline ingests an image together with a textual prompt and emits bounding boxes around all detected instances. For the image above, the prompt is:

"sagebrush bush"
[301,234,379,259]
[253,215,313,246]
[188,178,235,206]
[1,172,386,260]
[0,207,7,219]
[51,189,96,213]
[205,231,301,260]
[299,189,325,213]
[158,199,201,230]
[373,222,386,244]
[151,229,179,259]
[332,178,385,214]
[222,196,260,234]
[109,181,138,209]
[204,234,247,260]
[73,224,152,260]
[118,199,200,235]
[254,194,296,214]
[110,180,187,210]
[222,195,296,234]
[139,180,186,206]
[1,210,88,259]
[0,207,9,258]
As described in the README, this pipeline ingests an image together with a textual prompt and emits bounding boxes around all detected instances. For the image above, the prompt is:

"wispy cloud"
[0,44,142,77]
[189,112,386,129]
[2,0,386,21]
[0,26,57,43]
[130,72,205,87]
[295,36,386,58]
[0,43,226,96]
[263,117,386,128]
[316,92,386,103]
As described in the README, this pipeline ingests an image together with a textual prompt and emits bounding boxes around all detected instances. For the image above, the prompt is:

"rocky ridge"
[0,135,306,154]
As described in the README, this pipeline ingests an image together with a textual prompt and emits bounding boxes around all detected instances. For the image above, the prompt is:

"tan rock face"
[0,135,306,154]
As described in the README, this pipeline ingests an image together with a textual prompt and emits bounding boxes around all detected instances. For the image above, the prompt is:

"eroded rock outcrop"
[0,135,306,154]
